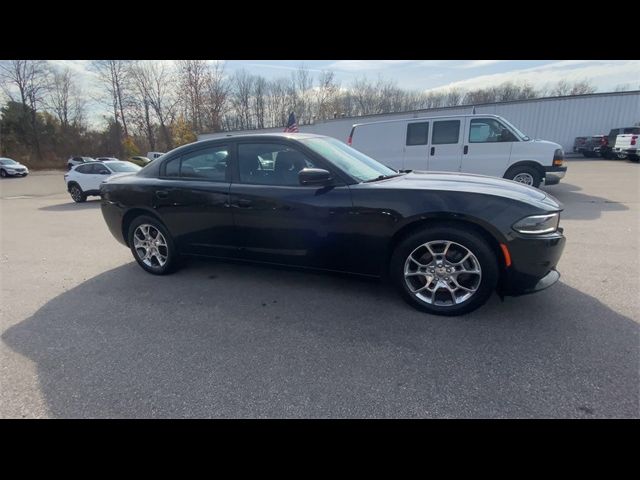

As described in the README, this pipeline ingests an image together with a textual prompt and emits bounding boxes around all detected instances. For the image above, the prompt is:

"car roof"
[206,132,324,140]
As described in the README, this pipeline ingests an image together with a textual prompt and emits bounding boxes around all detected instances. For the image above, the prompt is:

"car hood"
[367,171,562,210]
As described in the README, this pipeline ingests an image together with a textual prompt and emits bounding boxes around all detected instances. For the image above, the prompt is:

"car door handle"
[430,146,435,156]
[463,145,469,154]
[155,190,169,199]
[235,199,252,208]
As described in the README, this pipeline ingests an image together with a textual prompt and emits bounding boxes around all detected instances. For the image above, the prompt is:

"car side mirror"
[299,168,332,186]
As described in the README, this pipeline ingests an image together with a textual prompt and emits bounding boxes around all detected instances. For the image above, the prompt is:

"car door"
[461,117,514,177]
[403,121,430,171]
[91,163,112,190]
[155,144,235,257]
[428,118,463,172]
[229,140,353,271]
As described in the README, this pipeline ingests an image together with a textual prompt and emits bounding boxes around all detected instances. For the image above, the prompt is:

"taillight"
[347,136,352,146]
[347,126,355,146]
[632,135,638,146]
[600,137,607,145]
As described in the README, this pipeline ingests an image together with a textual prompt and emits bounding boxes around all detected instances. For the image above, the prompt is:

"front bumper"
[499,230,566,296]
[543,165,567,185]
[4,170,28,176]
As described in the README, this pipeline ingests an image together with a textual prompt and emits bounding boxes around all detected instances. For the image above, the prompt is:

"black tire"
[0,169,7,178]
[127,215,179,275]
[505,165,542,188]
[69,183,86,203]
[390,225,499,316]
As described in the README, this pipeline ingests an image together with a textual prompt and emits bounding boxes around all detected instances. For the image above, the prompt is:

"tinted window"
[95,164,110,174]
[238,143,316,186]
[76,164,91,174]
[432,120,460,144]
[469,118,515,143]
[406,122,429,145]
[163,146,228,181]
[105,162,140,173]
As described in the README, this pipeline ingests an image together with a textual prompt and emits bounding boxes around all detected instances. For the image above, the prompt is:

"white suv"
[64,160,140,203]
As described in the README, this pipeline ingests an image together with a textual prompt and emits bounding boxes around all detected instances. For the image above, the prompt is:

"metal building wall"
[199,91,640,152]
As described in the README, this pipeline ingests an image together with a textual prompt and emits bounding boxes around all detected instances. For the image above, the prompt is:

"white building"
[198,90,640,153]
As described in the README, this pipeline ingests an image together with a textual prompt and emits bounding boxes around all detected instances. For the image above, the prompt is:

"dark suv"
[601,127,640,159]
[581,135,607,157]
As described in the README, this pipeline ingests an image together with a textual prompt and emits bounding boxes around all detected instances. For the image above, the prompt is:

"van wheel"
[390,225,499,316]
[505,166,541,188]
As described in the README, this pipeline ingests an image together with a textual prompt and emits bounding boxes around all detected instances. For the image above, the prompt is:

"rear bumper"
[100,198,128,247]
[499,230,566,296]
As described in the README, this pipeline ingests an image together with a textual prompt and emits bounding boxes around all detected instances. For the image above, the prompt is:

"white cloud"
[327,60,416,71]
[425,60,640,93]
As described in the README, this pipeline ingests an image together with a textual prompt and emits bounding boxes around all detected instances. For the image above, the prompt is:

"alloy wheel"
[133,224,169,268]
[404,240,482,307]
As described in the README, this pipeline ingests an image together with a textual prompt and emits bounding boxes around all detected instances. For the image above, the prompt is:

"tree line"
[0,59,616,168]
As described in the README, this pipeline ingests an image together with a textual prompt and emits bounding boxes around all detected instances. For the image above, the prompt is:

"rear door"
[461,117,514,177]
[403,121,430,171]
[155,143,235,256]
[428,118,463,172]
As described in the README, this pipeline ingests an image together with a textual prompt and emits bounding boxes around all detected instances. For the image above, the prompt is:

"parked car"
[65,160,140,203]
[614,133,639,162]
[146,151,165,161]
[347,114,566,188]
[601,127,640,159]
[573,136,588,153]
[0,157,29,177]
[580,135,607,158]
[67,156,95,170]
[128,156,151,167]
[99,134,566,316]
[95,156,120,162]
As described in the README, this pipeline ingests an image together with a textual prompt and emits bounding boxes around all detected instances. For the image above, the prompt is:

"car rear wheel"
[128,216,178,275]
[69,184,86,203]
[505,166,541,188]
[390,226,499,316]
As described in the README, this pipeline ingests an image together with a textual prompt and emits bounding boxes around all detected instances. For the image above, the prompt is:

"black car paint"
[100,134,565,295]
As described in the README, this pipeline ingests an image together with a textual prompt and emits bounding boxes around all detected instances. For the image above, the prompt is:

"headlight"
[512,212,560,234]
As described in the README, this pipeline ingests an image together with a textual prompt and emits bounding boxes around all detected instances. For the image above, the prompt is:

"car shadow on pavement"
[2,258,638,419]
[39,199,102,211]
[541,182,629,221]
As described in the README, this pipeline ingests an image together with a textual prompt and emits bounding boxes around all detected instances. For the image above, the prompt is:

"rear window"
[406,122,429,146]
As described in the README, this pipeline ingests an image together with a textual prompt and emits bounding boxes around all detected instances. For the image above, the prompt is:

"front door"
[229,141,353,271]
[428,119,463,172]
[461,117,514,177]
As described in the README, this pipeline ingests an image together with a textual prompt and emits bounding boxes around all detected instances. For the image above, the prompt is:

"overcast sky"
[49,59,640,127]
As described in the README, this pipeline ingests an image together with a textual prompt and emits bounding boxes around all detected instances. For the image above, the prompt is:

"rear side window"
[76,164,90,174]
[624,127,640,134]
[432,120,460,145]
[406,122,429,145]
[163,145,229,181]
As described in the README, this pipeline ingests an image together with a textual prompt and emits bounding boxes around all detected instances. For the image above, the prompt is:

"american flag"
[284,112,299,133]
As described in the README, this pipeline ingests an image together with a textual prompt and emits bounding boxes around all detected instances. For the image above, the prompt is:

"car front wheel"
[390,226,499,316]
[128,216,178,275]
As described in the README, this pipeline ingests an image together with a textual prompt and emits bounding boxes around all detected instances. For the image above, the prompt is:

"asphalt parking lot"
[1,158,638,418]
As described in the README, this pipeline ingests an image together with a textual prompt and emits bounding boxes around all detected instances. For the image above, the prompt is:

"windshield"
[499,117,529,141]
[299,137,398,182]
[0,158,18,165]
[106,162,141,173]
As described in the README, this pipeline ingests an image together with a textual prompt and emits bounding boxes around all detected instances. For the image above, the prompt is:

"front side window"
[469,118,516,143]
[163,145,229,181]
[406,122,429,146]
[432,120,461,145]
[238,143,317,186]
[76,164,91,174]
[95,164,111,174]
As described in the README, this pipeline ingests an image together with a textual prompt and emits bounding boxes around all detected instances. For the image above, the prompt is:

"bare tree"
[176,60,209,132]
[253,76,267,129]
[45,67,85,129]
[91,60,133,140]
[229,69,254,130]
[202,62,229,132]
[569,80,596,95]
[129,61,177,150]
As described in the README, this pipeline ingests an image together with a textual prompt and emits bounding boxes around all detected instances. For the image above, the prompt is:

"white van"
[348,114,566,188]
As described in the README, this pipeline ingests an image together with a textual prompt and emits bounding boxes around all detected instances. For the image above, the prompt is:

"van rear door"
[428,118,463,172]
[350,122,404,169]
[403,120,430,171]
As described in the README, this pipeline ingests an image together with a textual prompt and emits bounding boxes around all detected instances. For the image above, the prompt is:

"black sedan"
[100,133,566,316]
